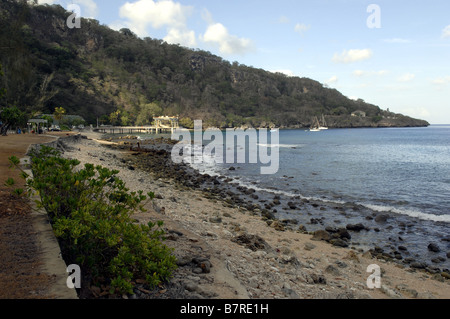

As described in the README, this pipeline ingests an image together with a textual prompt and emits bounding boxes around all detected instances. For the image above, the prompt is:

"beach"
[50,130,449,299]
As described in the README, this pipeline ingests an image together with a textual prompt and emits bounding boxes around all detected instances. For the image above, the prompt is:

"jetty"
[94,116,179,135]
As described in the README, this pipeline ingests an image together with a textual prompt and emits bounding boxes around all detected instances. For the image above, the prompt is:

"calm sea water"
[246,126,449,221]
[185,125,450,268]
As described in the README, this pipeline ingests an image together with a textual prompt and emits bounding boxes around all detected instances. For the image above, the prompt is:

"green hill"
[0,0,429,129]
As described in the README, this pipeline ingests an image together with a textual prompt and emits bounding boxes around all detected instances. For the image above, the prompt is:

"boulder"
[209,216,222,223]
[346,223,366,232]
[269,220,285,231]
[410,261,427,269]
[304,243,316,251]
[287,202,297,209]
[310,274,327,285]
[427,243,441,253]
[231,233,272,252]
[330,239,349,248]
[375,214,389,223]
[325,264,341,276]
[298,224,307,233]
[337,228,351,240]
[311,230,331,242]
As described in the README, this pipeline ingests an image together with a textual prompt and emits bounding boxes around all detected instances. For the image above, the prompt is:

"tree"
[136,102,162,126]
[0,106,26,136]
[0,64,26,136]
[120,110,131,126]
[120,28,137,38]
[0,63,5,101]
[109,110,121,126]
[99,114,110,125]
[53,107,66,123]
[179,117,194,129]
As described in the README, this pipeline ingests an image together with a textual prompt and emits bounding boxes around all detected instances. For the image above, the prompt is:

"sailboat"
[318,114,328,130]
[309,116,321,132]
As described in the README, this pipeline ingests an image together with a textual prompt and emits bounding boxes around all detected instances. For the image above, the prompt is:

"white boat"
[309,116,321,132]
[318,114,328,130]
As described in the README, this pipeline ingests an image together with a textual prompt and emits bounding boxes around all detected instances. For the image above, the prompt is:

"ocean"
[181,125,450,269]
[130,125,449,269]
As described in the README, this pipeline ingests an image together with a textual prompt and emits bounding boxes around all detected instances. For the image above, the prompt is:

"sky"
[38,0,450,124]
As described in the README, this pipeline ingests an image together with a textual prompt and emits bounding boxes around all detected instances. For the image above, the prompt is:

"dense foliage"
[0,0,428,128]
[8,145,177,295]
[0,105,27,135]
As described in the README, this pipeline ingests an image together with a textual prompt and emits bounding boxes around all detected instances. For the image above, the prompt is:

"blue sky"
[39,0,450,124]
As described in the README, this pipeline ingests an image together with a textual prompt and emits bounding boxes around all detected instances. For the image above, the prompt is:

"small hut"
[27,119,48,134]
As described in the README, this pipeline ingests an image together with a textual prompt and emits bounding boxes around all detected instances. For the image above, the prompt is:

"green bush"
[10,145,177,295]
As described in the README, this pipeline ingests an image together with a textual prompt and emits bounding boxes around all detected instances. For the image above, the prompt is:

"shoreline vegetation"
[14,130,447,299]
[13,143,178,297]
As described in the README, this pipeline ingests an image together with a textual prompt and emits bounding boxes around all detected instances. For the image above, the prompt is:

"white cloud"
[353,70,365,77]
[325,75,338,85]
[377,70,389,76]
[117,0,195,46]
[353,69,388,77]
[278,16,290,24]
[442,25,450,39]
[108,20,127,32]
[271,69,295,77]
[397,73,415,82]
[164,28,196,47]
[332,49,373,64]
[294,23,310,36]
[432,76,450,85]
[120,0,191,30]
[201,8,214,25]
[76,0,98,18]
[200,17,254,56]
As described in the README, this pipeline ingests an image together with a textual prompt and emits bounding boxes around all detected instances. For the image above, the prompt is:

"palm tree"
[53,107,66,123]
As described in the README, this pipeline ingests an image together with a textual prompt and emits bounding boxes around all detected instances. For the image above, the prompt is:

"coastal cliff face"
[321,114,429,129]
[0,1,429,128]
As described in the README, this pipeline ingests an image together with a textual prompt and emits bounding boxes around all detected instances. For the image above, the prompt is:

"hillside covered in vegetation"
[0,0,429,129]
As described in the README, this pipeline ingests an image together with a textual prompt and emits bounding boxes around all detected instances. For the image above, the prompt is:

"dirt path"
[0,133,75,299]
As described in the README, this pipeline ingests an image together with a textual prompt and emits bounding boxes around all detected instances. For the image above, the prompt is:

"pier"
[94,116,179,135]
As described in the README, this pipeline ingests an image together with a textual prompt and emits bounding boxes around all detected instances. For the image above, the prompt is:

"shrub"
[9,145,177,295]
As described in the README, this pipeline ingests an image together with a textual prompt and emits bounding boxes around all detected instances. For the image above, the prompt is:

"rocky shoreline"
[55,132,449,299]
[112,135,450,275]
